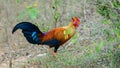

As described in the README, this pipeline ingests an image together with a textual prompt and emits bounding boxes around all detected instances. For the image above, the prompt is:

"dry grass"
[0,0,119,68]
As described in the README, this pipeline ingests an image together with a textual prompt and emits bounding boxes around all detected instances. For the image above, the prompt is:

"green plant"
[97,0,120,40]
[96,0,120,67]
[18,3,39,20]
[95,41,105,53]
[71,33,80,44]
[52,0,61,27]
[16,0,21,3]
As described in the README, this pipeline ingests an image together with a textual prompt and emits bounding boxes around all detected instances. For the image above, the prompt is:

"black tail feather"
[12,22,42,34]
[12,22,42,44]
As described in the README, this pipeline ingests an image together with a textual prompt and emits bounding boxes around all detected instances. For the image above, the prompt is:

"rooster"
[12,17,80,57]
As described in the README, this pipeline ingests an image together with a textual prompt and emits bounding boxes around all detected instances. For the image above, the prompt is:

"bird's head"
[71,17,80,28]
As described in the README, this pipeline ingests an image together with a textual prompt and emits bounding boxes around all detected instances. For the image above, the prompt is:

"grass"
[0,0,120,68]
[26,41,118,68]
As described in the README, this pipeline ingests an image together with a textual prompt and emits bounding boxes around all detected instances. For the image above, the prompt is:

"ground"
[0,0,120,68]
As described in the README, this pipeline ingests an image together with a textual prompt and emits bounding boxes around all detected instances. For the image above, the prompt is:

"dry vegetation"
[0,0,120,68]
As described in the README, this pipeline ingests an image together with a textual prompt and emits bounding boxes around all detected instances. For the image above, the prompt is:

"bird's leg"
[53,45,60,57]
[54,46,61,62]
[48,47,57,57]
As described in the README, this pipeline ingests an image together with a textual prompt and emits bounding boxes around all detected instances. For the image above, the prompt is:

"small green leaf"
[18,9,28,19]
[29,13,37,19]
[83,25,87,30]
[101,19,111,24]
[55,12,60,19]
[52,3,56,9]
[71,33,80,44]
[29,8,39,19]
[95,41,105,53]
[55,0,61,4]
[16,0,21,3]
[18,6,39,20]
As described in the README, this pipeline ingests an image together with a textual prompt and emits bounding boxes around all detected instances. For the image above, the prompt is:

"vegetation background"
[0,0,120,68]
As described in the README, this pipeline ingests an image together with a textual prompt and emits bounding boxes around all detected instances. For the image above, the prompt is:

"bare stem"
[6,0,13,68]
[83,0,87,22]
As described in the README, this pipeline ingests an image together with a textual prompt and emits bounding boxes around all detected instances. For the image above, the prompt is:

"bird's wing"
[41,27,68,46]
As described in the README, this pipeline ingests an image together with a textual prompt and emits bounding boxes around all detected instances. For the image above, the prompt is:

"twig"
[58,0,67,26]
[6,0,13,68]
[83,0,87,22]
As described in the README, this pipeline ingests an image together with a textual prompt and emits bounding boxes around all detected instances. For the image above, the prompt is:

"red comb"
[72,17,80,22]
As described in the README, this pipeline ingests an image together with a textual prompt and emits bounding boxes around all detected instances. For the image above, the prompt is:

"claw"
[48,47,57,58]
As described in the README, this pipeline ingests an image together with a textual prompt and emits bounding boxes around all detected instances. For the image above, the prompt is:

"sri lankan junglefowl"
[12,17,80,57]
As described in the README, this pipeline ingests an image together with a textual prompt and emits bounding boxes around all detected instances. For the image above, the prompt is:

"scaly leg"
[48,46,61,62]
[48,47,57,57]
